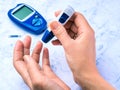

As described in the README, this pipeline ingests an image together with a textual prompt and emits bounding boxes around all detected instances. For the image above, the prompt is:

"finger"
[24,55,43,85]
[55,12,78,38]
[31,41,43,63]
[23,36,31,55]
[52,39,61,45]
[64,21,73,29]
[67,30,76,39]
[50,21,73,48]
[70,23,78,33]
[54,11,78,36]
[42,48,50,67]
[72,12,93,34]
[13,40,24,62]
[13,40,32,89]
[65,22,78,34]
[55,11,78,34]
[54,10,61,17]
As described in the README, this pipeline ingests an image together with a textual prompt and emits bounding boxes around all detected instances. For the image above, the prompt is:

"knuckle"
[87,28,95,37]
[73,74,80,85]
[76,12,86,20]
[84,29,95,42]
[32,80,42,89]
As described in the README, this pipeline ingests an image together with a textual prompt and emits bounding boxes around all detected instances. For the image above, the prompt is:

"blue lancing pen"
[42,5,75,43]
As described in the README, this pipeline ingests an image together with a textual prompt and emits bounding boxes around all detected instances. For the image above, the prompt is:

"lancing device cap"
[42,30,54,43]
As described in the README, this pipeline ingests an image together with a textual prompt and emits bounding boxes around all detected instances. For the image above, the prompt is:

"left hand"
[13,36,70,90]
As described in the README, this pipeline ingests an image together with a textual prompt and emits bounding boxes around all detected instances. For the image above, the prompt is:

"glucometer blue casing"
[8,3,47,34]
[42,5,75,43]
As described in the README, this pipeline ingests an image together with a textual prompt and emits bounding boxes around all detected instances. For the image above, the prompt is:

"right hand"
[50,12,97,83]
[50,11,115,90]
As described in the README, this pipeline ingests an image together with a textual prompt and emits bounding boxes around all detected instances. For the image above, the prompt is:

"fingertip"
[23,35,31,42]
[13,40,24,62]
[23,35,31,45]
[50,21,60,31]
[25,35,31,40]
[54,10,61,17]
[35,41,43,51]
[37,40,43,45]
[14,40,23,49]
[52,40,57,45]
[23,36,32,55]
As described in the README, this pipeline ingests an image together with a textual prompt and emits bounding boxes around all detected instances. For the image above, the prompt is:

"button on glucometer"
[35,15,39,18]
[32,18,38,25]
[34,19,43,26]
[32,18,42,26]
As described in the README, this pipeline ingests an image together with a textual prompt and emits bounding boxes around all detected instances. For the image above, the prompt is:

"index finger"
[72,12,93,33]
[13,40,32,88]
[55,11,93,35]
[13,40,24,62]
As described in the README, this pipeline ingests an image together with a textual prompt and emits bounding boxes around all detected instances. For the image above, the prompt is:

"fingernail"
[50,21,59,30]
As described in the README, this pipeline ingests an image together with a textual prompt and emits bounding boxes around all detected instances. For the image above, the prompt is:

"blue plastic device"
[8,3,47,34]
[42,5,75,43]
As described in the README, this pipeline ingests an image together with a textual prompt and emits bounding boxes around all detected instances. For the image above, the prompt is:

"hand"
[50,12,115,89]
[50,11,97,82]
[13,36,70,90]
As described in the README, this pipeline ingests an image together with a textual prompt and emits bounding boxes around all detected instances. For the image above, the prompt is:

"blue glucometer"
[8,3,47,34]
[42,5,75,43]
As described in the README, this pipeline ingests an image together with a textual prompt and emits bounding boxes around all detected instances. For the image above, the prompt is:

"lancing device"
[42,5,75,43]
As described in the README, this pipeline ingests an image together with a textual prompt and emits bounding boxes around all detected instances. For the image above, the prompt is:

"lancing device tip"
[9,35,21,38]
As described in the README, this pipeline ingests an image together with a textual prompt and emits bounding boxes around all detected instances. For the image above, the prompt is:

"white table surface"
[0,0,120,90]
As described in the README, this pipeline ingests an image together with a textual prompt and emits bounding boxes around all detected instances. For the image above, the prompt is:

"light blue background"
[0,0,120,90]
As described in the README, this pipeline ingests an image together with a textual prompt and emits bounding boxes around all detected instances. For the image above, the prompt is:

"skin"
[50,11,115,90]
[13,11,115,90]
[13,36,70,90]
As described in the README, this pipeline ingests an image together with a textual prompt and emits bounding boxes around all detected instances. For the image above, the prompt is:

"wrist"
[73,67,99,85]
[73,71,115,90]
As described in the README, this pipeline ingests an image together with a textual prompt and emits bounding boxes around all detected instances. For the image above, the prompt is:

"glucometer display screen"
[13,6,33,20]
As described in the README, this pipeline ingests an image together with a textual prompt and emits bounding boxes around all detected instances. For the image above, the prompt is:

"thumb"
[50,21,72,47]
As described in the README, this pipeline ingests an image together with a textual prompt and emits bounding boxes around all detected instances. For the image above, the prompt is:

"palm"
[35,65,69,90]
[13,36,69,90]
